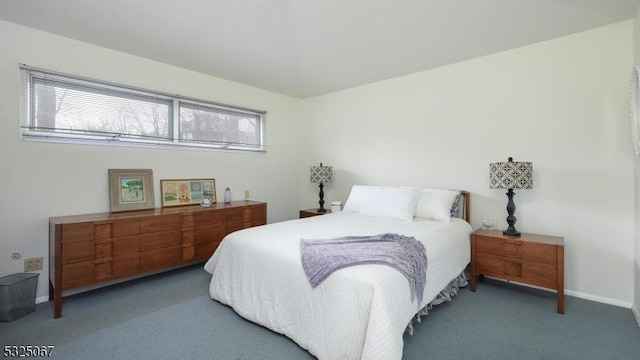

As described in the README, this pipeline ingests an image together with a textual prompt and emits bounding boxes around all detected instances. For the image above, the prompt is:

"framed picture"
[108,169,155,212]
[160,178,216,207]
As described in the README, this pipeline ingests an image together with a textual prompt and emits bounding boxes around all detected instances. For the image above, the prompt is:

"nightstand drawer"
[475,253,524,277]
[522,242,556,264]
[475,252,509,276]
[522,261,558,289]
[475,252,558,289]
[475,235,522,258]
[475,235,557,265]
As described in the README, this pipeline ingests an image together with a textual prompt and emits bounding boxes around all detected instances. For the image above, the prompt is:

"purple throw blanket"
[300,233,427,303]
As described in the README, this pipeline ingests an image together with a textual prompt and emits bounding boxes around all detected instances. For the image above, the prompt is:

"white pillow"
[358,187,419,221]
[405,188,460,222]
[343,185,398,213]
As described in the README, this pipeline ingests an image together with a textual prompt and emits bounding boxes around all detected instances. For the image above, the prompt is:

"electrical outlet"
[24,257,43,271]
[244,190,250,200]
[11,252,21,260]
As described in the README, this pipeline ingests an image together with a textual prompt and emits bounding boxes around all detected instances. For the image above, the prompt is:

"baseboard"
[483,276,632,308]
[565,289,632,309]
[36,295,49,304]
[633,305,640,327]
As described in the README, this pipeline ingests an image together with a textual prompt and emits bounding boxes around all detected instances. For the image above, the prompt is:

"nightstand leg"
[557,289,564,314]
[557,245,565,314]
[470,271,477,292]
[470,236,477,292]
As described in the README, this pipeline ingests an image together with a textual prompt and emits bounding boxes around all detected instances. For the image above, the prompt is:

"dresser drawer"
[113,254,139,277]
[193,210,226,226]
[139,214,182,233]
[139,245,182,271]
[61,241,95,264]
[249,204,267,226]
[113,235,139,256]
[194,241,221,258]
[61,222,94,243]
[226,208,243,233]
[61,261,95,289]
[112,219,140,237]
[139,229,182,251]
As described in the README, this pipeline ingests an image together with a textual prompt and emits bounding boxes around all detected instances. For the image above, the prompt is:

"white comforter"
[204,211,472,360]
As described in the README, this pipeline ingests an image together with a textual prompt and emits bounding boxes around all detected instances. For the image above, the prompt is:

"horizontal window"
[19,65,266,152]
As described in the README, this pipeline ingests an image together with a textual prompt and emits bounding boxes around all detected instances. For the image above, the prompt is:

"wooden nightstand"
[299,209,331,218]
[470,229,565,314]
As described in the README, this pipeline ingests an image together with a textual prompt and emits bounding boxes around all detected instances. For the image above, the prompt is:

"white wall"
[633,5,640,325]
[0,20,304,301]
[301,21,635,306]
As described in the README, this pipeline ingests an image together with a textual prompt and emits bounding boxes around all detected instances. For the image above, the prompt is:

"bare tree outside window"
[21,66,264,151]
[179,103,260,148]
[33,79,171,140]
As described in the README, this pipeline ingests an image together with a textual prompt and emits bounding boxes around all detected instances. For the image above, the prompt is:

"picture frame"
[160,178,216,207]
[108,169,155,212]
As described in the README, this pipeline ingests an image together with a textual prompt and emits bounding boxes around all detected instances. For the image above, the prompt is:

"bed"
[204,186,472,360]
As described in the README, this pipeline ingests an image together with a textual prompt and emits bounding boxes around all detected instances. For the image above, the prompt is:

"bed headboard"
[457,190,470,223]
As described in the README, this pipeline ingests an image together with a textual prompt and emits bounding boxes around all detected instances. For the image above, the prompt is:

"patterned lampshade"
[489,157,533,189]
[310,163,332,183]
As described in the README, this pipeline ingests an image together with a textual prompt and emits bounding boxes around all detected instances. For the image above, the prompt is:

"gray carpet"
[1,264,639,359]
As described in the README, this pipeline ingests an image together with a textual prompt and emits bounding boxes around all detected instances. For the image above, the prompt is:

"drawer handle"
[504,257,522,264]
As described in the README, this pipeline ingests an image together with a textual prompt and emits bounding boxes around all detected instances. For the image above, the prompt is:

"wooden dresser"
[49,200,266,318]
[470,229,565,314]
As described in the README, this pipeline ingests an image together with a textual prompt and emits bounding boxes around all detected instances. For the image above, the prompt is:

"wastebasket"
[0,273,39,322]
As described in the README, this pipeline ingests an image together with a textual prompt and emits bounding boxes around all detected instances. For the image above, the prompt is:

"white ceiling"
[0,0,638,98]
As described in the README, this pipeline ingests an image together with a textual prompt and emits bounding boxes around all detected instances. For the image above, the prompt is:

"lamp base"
[502,228,521,237]
[317,182,326,213]
[503,188,521,237]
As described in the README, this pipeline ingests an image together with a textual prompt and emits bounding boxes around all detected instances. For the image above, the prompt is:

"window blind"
[179,101,261,149]
[19,65,266,151]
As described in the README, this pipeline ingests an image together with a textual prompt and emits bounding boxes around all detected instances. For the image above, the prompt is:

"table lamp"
[310,162,332,212]
[489,157,533,236]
